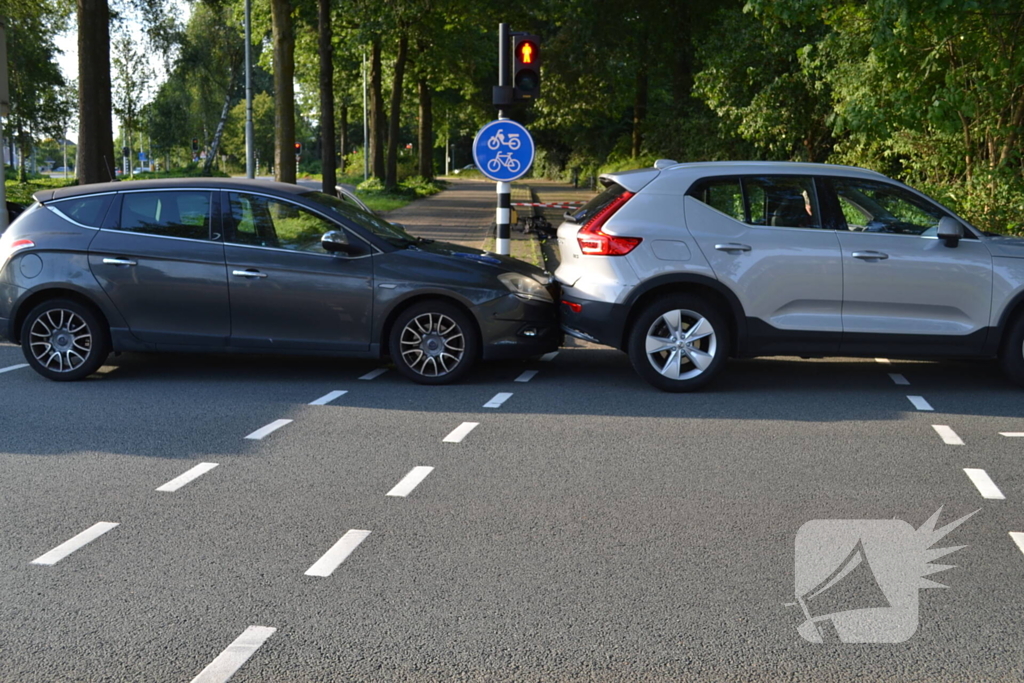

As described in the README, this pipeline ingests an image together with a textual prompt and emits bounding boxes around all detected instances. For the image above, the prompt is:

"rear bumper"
[558,293,629,349]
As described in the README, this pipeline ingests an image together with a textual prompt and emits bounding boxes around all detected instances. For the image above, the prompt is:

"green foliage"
[5,177,76,207]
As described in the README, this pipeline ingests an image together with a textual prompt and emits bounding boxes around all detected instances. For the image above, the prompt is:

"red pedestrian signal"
[512,34,541,102]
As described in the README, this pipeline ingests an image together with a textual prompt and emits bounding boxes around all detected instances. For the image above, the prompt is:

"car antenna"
[103,156,117,182]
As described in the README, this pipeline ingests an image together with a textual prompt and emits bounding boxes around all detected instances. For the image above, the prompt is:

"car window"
[686,178,744,222]
[831,179,945,235]
[743,176,820,229]
[567,182,630,224]
[118,191,212,240]
[228,192,347,254]
[49,194,114,228]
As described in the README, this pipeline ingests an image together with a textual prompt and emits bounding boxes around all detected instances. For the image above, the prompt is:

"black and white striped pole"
[495,23,511,256]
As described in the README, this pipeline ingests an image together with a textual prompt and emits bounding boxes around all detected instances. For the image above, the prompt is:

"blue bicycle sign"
[473,120,534,182]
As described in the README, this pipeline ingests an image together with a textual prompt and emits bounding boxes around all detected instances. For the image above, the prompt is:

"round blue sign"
[472,119,535,182]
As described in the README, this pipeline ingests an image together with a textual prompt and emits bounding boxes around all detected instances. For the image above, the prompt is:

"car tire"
[389,300,480,385]
[20,298,110,382]
[1000,313,1024,388]
[627,294,730,392]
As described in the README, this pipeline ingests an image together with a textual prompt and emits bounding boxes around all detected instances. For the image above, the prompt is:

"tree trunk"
[318,0,336,194]
[632,63,648,159]
[203,80,234,176]
[385,35,408,191]
[271,0,296,183]
[339,102,348,174]
[369,38,385,181]
[76,0,115,184]
[417,79,433,180]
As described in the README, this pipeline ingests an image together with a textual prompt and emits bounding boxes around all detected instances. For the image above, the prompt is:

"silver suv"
[555,161,1024,391]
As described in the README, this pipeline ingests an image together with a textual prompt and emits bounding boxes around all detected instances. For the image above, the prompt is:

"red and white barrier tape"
[511,201,585,208]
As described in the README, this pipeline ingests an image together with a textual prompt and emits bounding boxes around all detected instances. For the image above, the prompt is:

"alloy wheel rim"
[29,309,93,373]
[644,308,717,381]
[399,312,465,377]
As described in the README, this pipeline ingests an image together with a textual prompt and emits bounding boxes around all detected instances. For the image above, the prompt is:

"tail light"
[577,191,641,256]
[0,237,35,272]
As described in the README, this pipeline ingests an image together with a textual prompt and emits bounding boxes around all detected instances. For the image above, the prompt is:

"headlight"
[498,272,554,303]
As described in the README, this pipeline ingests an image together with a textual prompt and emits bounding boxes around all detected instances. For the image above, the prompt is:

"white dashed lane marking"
[189,625,276,683]
[305,530,372,577]
[932,425,964,445]
[907,396,933,411]
[1010,533,1024,557]
[1000,432,1024,437]
[875,358,891,364]
[443,422,479,443]
[31,522,119,566]
[539,352,559,362]
[359,368,388,380]
[0,363,28,374]
[156,463,219,492]
[889,373,910,385]
[244,419,292,440]
[963,468,1006,500]
[309,390,348,405]
[386,467,434,497]
[484,392,513,409]
[515,370,538,383]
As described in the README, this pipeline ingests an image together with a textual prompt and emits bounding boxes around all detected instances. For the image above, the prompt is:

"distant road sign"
[472,119,534,182]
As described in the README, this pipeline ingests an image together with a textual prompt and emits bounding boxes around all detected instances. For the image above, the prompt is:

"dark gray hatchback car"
[0,178,558,383]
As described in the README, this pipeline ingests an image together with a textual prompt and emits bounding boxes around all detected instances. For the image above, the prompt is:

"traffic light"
[512,34,541,102]
[121,146,129,158]
[295,142,302,158]
[191,138,199,153]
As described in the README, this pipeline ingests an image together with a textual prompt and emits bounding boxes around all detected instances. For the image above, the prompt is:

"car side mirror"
[937,216,964,248]
[321,230,362,256]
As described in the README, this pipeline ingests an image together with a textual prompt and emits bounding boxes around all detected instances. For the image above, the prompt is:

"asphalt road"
[1,340,1023,681]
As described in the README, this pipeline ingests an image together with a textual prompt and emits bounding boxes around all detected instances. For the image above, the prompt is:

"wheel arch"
[621,274,746,356]
[996,290,1024,352]
[379,292,483,358]
[10,287,112,345]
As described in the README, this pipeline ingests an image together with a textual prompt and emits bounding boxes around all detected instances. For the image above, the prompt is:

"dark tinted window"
[744,176,820,229]
[831,179,946,235]
[228,192,346,254]
[687,178,744,221]
[118,191,212,240]
[301,191,411,247]
[567,182,629,224]
[49,194,114,228]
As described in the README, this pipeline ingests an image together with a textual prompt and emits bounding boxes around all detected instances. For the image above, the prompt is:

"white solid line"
[515,370,538,383]
[1010,532,1024,557]
[539,352,559,362]
[875,358,891,364]
[443,422,479,443]
[359,368,388,380]
[0,363,28,374]
[309,390,348,406]
[305,530,371,577]
[1000,432,1024,437]
[189,625,277,683]
[889,373,910,386]
[963,468,1006,500]
[484,392,513,409]
[386,466,434,497]
[932,425,964,445]
[244,419,292,440]
[907,395,933,411]
[31,522,119,566]
[156,463,219,492]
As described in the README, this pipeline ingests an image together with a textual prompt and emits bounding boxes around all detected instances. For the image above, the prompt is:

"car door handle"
[232,269,268,278]
[714,243,752,253]
[102,257,137,266]
[852,251,889,260]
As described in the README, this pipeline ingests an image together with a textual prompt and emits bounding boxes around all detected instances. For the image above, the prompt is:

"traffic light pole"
[495,23,511,256]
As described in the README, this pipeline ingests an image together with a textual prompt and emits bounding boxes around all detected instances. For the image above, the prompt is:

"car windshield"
[565,182,629,223]
[300,191,419,247]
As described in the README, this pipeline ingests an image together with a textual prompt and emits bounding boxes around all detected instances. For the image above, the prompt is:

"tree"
[77,0,115,183]
[318,0,336,193]
[271,0,297,183]
[112,31,153,177]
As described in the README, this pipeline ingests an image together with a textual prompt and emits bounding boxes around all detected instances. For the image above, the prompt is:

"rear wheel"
[1000,313,1024,388]
[21,299,110,381]
[389,300,480,385]
[627,294,729,392]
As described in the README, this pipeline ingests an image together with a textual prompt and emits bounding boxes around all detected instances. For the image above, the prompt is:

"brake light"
[577,191,641,256]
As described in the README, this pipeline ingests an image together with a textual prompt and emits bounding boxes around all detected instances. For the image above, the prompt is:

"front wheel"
[21,298,110,381]
[389,301,480,385]
[1000,313,1024,388]
[626,295,729,392]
